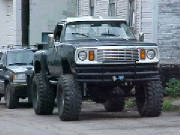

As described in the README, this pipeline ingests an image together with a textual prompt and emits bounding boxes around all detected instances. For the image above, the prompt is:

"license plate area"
[112,75,125,82]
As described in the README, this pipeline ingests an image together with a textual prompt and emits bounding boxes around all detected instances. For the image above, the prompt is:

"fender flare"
[34,51,48,74]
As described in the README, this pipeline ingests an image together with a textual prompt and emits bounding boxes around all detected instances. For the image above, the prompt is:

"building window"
[129,0,135,27]
[108,0,116,16]
[90,0,94,16]
[42,32,52,43]
[77,0,80,16]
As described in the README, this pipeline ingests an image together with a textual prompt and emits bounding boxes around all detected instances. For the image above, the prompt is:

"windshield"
[64,21,136,41]
[7,50,34,66]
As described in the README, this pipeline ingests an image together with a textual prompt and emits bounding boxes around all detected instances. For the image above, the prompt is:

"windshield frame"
[62,21,136,42]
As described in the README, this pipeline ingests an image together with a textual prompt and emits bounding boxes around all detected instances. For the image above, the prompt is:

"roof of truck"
[61,16,127,23]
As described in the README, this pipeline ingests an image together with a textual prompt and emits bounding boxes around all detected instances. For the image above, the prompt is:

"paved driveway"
[0,101,179,135]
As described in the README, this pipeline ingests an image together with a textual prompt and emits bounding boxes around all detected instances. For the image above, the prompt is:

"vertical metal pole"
[21,0,29,47]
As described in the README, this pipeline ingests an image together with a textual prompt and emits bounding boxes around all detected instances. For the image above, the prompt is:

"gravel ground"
[0,99,179,135]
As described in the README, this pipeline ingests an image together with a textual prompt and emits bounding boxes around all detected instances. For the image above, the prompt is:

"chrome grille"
[97,48,139,64]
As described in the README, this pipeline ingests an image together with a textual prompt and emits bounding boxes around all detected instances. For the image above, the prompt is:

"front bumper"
[12,82,27,88]
[74,64,160,83]
[11,82,28,97]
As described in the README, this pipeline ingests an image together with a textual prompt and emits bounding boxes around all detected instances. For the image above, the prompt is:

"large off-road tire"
[136,80,163,117]
[32,73,55,115]
[5,84,18,109]
[104,96,125,112]
[57,74,82,121]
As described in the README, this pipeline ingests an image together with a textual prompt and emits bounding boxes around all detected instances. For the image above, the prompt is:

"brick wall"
[78,0,90,16]
[0,0,22,46]
[0,0,14,46]
[116,0,128,19]
[95,0,109,16]
[158,0,180,64]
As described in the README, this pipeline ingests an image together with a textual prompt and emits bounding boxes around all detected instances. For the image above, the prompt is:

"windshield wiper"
[9,63,28,66]
[120,38,136,41]
[72,33,99,41]
[101,33,119,37]
[72,33,89,37]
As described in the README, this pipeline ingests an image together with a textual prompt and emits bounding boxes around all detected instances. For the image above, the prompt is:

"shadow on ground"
[0,102,32,109]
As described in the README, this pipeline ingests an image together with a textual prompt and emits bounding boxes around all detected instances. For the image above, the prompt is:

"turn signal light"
[12,74,15,80]
[89,51,95,61]
[140,49,146,59]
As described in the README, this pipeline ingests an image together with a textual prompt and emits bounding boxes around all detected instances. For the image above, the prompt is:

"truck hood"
[65,40,157,48]
[7,65,34,74]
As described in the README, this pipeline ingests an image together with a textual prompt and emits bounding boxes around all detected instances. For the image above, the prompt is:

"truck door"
[47,24,63,76]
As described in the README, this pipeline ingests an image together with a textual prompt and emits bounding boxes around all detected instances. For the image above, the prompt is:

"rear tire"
[27,76,33,106]
[104,96,125,112]
[5,84,18,109]
[32,73,55,115]
[57,74,82,121]
[136,81,163,117]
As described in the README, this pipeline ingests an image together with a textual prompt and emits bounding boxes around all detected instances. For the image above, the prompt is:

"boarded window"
[108,0,116,16]
[90,0,94,16]
[129,0,135,26]
[77,0,80,16]
[42,32,52,43]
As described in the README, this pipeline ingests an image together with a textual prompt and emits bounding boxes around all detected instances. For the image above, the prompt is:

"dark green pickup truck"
[32,16,163,121]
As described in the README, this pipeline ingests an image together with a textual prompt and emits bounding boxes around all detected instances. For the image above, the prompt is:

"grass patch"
[125,98,136,109]
[163,97,179,112]
[124,97,179,112]
[165,78,180,97]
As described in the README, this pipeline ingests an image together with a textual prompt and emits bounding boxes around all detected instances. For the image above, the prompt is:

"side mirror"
[48,34,54,47]
[0,63,4,69]
[139,32,144,42]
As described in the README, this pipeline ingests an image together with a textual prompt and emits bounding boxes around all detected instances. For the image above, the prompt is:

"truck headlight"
[78,51,87,61]
[147,49,156,59]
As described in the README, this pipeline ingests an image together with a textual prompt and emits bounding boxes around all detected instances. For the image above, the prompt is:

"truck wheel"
[27,76,33,106]
[104,97,125,112]
[32,73,55,115]
[136,81,163,117]
[5,84,18,109]
[57,74,82,121]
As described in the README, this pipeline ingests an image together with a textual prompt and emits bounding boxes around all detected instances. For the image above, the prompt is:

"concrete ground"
[0,100,179,135]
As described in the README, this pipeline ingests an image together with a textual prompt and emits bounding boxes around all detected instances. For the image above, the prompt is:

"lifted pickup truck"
[32,16,163,121]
